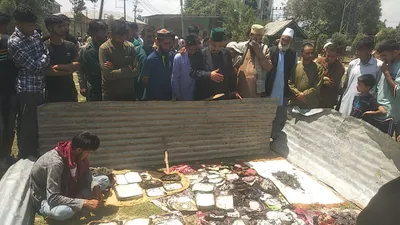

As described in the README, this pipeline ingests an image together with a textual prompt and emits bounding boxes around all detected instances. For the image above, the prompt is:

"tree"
[185,0,258,41]
[316,34,329,54]
[106,15,115,29]
[351,33,367,52]
[331,32,351,54]
[375,28,397,48]
[70,0,86,35]
[0,0,54,32]
[285,0,382,38]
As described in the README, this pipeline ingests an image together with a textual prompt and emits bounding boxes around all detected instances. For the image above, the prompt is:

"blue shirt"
[171,52,196,101]
[377,61,400,121]
[8,27,50,93]
[271,51,285,106]
[142,50,175,100]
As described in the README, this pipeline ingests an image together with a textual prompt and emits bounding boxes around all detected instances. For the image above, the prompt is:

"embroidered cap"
[251,24,265,35]
[210,27,225,42]
[156,29,173,40]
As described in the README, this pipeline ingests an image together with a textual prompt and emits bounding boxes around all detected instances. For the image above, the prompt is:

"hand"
[104,61,113,70]
[382,62,390,73]
[231,92,242,99]
[83,199,100,210]
[362,111,375,116]
[80,88,87,97]
[210,69,224,83]
[296,93,307,103]
[249,40,262,55]
[396,136,400,142]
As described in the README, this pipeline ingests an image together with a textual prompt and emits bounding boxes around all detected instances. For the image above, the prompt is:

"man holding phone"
[99,20,137,101]
[236,24,273,98]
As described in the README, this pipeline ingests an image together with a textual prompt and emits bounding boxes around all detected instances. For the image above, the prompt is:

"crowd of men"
[1,5,400,168]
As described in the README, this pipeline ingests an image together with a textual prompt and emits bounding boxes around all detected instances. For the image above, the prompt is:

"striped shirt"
[8,27,50,93]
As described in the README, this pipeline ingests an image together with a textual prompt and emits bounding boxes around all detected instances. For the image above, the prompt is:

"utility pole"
[260,0,263,21]
[124,0,127,20]
[93,2,96,19]
[134,0,138,22]
[180,0,184,37]
[99,0,105,20]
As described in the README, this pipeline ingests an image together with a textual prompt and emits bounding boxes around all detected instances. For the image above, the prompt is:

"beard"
[278,42,289,51]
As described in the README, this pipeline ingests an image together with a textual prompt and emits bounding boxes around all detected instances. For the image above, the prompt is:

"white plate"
[163,183,183,191]
[115,183,143,200]
[216,195,234,210]
[124,218,150,225]
[115,174,128,185]
[125,172,142,183]
[146,187,166,197]
[196,193,215,207]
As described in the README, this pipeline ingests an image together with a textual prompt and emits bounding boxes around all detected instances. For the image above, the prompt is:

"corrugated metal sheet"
[271,109,400,208]
[38,99,277,169]
[0,159,35,225]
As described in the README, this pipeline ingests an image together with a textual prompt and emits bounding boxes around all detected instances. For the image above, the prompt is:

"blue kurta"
[271,51,285,106]
[142,50,175,100]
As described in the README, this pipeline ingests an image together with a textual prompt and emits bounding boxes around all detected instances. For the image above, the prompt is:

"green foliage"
[106,15,115,29]
[286,0,382,37]
[351,33,367,51]
[316,34,329,54]
[375,27,397,48]
[185,0,260,41]
[331,32,351,53]
[0,0,54,33]
[70,0,86,16]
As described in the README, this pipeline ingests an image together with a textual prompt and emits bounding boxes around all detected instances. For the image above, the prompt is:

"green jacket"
[78,41,102,100]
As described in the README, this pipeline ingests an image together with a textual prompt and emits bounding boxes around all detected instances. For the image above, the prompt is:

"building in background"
[264,20,308,52]
[61,12,91,37]
[47,1,61,14]
[144,14,222,38]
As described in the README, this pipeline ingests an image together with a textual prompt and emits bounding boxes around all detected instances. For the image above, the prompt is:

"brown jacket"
[316,57,345,108]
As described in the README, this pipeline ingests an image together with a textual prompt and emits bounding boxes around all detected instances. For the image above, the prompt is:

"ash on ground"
[272,171,302,190]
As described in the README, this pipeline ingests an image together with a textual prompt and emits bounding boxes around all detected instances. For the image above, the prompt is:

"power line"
[141,0,162,14]
[139,2,157,14]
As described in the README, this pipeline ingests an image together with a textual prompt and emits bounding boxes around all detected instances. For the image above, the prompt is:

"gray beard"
[278,42,289,51]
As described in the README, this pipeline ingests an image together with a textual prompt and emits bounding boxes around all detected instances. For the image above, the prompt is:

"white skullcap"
[226,42,242,54]
[175,36,179,40]
[282,28,294,38]
[323,42,333,49]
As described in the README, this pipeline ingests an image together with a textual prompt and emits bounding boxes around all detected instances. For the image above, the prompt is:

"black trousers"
[0,94,18,159]
[17,92,44,159]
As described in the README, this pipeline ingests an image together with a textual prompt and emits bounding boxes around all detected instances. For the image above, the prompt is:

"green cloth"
[210,28,225,42]
[99,39,137,99]
[136,45,155,82]
[131,37,142,47]
[377,61,400,121]
[288,61,324,109]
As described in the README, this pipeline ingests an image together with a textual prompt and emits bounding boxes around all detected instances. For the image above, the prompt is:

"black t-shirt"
[350,94,379,118]
[43,34,78,46]
[0,34,18,96]
[44,40,78,102]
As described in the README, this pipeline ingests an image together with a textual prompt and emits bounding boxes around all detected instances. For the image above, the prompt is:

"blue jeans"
[39,175,110,221]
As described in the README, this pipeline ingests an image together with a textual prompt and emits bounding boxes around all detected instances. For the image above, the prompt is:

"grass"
[34,203,165,225]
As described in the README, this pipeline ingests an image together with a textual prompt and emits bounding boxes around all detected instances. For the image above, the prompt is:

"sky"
[57,0,399,28]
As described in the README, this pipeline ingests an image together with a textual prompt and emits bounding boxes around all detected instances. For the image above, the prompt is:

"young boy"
[351,74,386,120]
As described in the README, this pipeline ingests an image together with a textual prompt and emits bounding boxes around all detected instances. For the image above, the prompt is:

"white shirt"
[339,57,383,116]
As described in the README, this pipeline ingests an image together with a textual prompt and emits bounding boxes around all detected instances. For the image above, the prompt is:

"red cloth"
[55,141,89,197]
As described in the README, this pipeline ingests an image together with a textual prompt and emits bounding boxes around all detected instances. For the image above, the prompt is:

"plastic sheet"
[0,159,35,225]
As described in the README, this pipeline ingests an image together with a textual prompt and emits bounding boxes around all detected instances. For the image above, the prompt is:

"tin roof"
[38,99,277,169]
[272,109,400,208]
[265,20,308,39]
